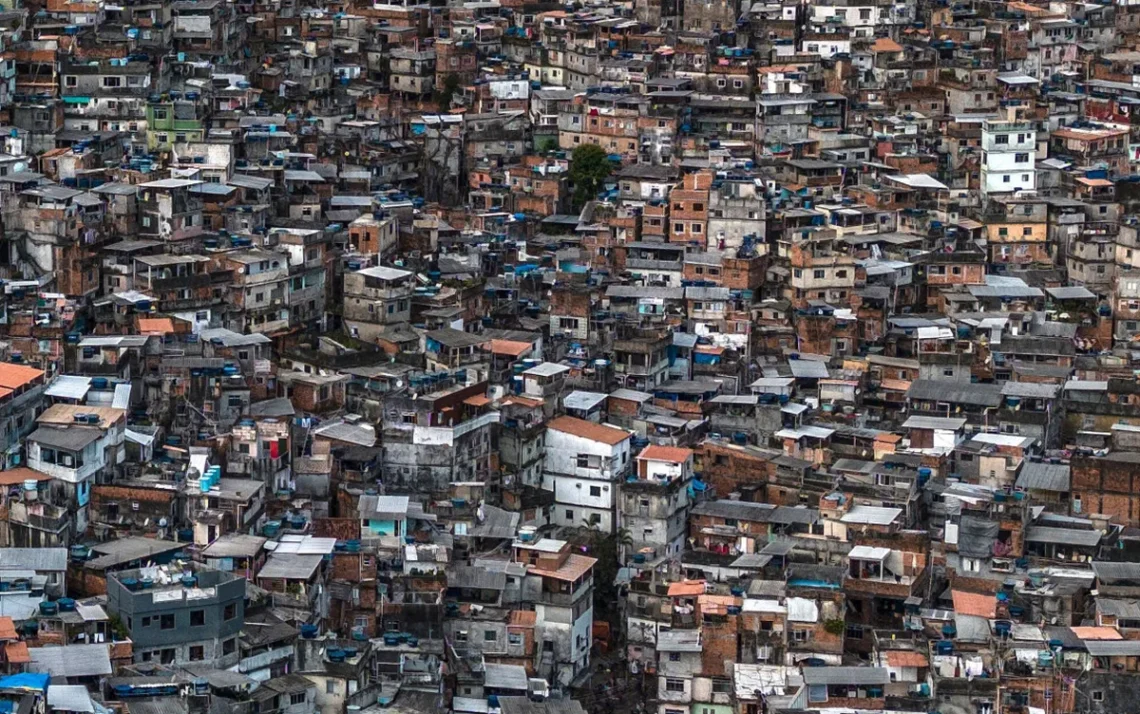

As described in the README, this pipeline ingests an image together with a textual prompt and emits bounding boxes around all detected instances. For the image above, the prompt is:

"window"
[190,610,205,627]
[291,694,306,705]
[484,630,497,642]
[160,614,175,630]
[565,509,574,520]
[1014,153,1029,163]
[669,652,681,662]
[813,269,826,279]
[1092,691,1104,703]
[994,134,1009,145]
[189,645,204,661]
[589,486,601,497]
[1003,175,1011,183]
[223,638,236,655]
[1023,227,1033,236]
[102,76,122,88]
[508,633,523,645]
[576,454,601,469]
[691,223,702,233]
[141,616,152,628]
[326,682,336,695]
[665,679,685,693]
[673,223,684,233]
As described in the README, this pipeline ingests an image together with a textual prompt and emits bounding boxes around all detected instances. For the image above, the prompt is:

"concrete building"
[542,416,632,534]
[343,265,416,343]
[981,116,1037,200]
[107,564,246,667]
[619,445,695,562]
[514,538,596,686]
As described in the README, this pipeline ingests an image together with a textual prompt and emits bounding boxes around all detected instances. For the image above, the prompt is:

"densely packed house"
[0,0,1138,712]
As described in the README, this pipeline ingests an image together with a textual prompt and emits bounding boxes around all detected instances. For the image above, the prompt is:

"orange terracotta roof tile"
[667,580,707,597]
[952,590,996,619]
[885,650,928,668]
[0,363,45,391]
[509,610,537,627]
[4,642,29,664]
[1071,626,1122,641]
[487,339,532,357]
[137,317,175,334]
[0,468,52,486]
[527,553,597,582]
[0,618,16,640]
[1075,177,1113,188]
[698,594,742,615]
[546,415,630,446]
[880,378,912,391]
[463,395,491,407]
[637,444,694,463]
[501,396,544,408]
[871,37,904,53]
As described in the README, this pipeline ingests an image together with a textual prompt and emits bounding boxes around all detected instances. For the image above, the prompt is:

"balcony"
[9,503,70,534]
[76,360,127,376]
[627,258,683,271]
[150,273,215,291]
[613,357,669,377]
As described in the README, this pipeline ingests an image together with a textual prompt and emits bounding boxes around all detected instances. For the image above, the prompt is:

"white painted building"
[981,116,1036,199]
[26,405,127,535]
[514,538,596,686]
[619,445,694,561]
[542,415,632,534]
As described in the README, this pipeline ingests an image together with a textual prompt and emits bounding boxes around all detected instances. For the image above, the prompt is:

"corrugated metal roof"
[1091,561,1140,584]
[47,685,94,713]
[0,548,67,572]
[483,663,529,691]
[801,666,889,686]
[28,643,112,677]
[787,360,829,379]
[841,505,903,526]
[45,376,92,400]
[1085,640,1140,656]
[111,383,132,409]
[1026,526,1101,547]
[1097,598,1140,619]
[1015,462,1070,492]
[257,553,323,580]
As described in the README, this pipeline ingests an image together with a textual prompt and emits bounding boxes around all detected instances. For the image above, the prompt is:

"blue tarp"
[0,672,50,691]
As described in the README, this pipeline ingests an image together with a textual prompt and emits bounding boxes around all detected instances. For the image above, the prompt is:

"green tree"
[569,143,613,209]
[435,73,461,110]
[570,523,632,625]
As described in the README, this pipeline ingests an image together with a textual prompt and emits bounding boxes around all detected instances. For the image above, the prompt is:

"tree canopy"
[569,144,613,209]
